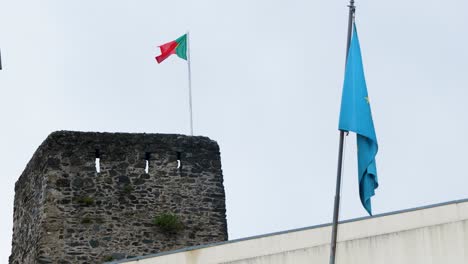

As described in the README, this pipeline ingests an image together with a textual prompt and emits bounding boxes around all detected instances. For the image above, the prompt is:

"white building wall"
[115,200,468,264]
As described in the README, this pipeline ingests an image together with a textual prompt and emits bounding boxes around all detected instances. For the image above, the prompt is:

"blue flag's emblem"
[339,24,378,215]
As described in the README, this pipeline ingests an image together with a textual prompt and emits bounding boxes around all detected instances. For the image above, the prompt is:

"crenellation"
[10,131,227,264]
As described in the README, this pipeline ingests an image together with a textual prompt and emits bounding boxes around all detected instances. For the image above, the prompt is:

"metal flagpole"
[329,1,355,264]
[186,31,194,136]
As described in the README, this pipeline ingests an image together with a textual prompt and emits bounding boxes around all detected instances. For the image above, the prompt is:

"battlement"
[10,131,227,263]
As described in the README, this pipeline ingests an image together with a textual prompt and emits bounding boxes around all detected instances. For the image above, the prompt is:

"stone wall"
[9,131,228,264]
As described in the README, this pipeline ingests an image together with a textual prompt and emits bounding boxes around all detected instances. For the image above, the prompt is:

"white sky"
[1,0,467,261]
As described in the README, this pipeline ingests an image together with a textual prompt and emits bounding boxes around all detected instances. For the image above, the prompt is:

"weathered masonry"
[115,199,468,264]
[9,131,228,263]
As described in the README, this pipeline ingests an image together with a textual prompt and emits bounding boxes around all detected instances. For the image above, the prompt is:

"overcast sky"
[1,0,467,261]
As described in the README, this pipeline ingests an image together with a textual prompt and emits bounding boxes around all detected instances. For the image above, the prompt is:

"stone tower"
[9,131,228,263]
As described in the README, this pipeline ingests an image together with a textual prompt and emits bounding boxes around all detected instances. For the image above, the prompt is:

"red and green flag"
[155,34,187,64]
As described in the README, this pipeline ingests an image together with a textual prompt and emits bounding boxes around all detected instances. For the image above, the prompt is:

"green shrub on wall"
[102,255,114,262]
[81,217,92,224]
[153,213,184,233]
[76,196,94,206]
[123,184,133,194]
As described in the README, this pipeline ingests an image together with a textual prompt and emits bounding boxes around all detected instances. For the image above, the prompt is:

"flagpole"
[329,1,355,264]
[186,31,194,136]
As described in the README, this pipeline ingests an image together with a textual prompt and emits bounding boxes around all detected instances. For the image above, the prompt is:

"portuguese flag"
[155,34,187,64]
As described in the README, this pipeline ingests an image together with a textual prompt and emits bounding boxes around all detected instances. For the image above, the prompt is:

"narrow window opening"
[145,152,151,174]
[95,149,101,173]
[176,152,182,169]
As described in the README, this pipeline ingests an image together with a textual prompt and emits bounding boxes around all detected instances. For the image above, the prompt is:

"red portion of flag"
[155,41,178,63]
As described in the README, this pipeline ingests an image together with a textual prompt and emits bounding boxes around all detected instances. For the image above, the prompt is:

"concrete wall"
[116,199,468,264]
[10,131,227,264]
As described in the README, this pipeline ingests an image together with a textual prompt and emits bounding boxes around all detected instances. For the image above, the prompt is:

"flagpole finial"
[349,0,356,14]
[345,0,356,57]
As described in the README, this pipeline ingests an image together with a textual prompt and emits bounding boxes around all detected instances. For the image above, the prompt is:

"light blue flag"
[339,23,378,216]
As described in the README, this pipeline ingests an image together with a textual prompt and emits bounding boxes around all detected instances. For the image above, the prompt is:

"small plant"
[102,255,114,262]
[81,217,92,224]
[77,196,94,206]
[153,213,184,233]
[123,184,133,194]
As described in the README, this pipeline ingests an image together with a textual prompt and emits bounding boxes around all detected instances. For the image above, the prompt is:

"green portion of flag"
[175,34,187,60]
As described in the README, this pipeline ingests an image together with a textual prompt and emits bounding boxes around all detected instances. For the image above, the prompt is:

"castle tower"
[9,131,228,263]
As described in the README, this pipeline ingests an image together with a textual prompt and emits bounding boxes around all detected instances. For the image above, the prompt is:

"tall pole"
[187,31,194,136]
[329,1,355,264]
